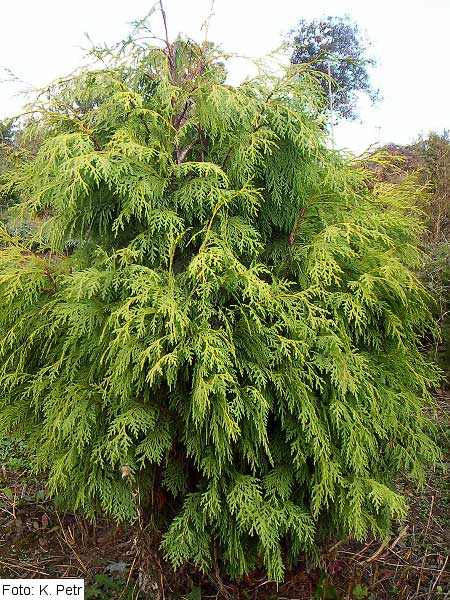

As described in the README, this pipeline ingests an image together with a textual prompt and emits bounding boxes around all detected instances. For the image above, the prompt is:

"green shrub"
[416,131,450,244]
[422,239,450,369]
[0,23,441,581]
[367,132,450,373]
[416,133,450,371]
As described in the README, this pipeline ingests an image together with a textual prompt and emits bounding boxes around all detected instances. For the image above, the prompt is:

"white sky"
[1,0,449,153]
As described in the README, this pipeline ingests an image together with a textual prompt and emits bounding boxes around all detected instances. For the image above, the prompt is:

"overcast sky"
[1,0,448,153]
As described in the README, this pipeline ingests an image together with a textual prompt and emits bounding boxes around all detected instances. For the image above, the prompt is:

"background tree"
[0,118,15,173]
[0,14,440,583]
[289,15,378,121]
[0,119,17,212]
[0,117,46,234]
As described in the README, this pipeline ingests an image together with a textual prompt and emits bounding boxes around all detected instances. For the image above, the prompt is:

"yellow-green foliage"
[0,25,441,581]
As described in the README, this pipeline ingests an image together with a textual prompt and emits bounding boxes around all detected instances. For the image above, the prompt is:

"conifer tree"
[0,12,441,581]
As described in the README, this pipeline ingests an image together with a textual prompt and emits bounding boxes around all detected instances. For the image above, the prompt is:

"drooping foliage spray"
[0,13,440,580]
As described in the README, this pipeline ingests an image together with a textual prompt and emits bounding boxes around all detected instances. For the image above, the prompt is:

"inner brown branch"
[289,205,306,246]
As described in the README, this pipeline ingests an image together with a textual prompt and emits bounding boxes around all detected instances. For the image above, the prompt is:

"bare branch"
[289,206,306,246]
[176,136,200,164]
[159,1,176,80]
[173,101,192,130]
[158,0,170,48]
[196,125,205,161]
[201,0,216,46]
